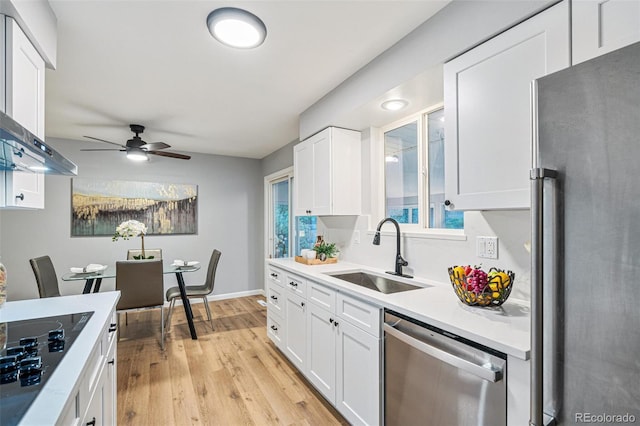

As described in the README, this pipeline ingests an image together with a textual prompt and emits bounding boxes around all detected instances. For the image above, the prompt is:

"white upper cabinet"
[572,0,640,65]
[293,127,361,216]
[444,1,570,210]
[5,17,45,139]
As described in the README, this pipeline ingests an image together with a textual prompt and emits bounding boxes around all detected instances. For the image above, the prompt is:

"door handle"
[383,323,503,382]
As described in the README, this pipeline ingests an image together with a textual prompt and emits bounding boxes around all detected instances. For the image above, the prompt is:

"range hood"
[0,110,77,176]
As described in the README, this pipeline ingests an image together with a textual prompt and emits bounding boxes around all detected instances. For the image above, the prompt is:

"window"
[381,106,463,231]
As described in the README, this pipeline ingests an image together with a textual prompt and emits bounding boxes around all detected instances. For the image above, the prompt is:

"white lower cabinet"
[267,271,381,426]
[336,319,380,426]
[58,309,117,426]
[307,302,337,401]
[284,292,307,371]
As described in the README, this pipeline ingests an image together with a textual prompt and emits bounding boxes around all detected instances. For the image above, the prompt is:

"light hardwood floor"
[116,295,348,425]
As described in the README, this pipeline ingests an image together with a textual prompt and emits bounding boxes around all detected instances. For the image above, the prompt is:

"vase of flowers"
[113,220,153,259]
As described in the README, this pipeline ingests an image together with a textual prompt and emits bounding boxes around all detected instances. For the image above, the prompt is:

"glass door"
[266,169,293,259]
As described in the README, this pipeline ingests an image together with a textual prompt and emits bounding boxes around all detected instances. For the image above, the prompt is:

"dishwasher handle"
[384,323,503,383]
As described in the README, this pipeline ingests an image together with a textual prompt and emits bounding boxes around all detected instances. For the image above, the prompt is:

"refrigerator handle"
[530,167,558,426]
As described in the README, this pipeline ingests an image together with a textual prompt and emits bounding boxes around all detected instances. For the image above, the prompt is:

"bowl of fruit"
[448,265,514,307]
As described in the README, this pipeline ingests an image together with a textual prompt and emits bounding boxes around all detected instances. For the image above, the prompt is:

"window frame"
[374,102,464,237]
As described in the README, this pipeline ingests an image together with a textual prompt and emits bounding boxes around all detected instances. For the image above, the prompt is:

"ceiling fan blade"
[83,136,127,148]
[148,150,191,160]
[80,148,126,151]
[140,142,170,151]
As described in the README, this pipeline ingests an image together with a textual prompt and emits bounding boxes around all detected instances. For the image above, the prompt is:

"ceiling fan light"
[207,7,267,49]
[127,148,148,162]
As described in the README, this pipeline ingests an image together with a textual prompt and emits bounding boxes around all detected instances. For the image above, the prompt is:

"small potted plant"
[313,241,339,261]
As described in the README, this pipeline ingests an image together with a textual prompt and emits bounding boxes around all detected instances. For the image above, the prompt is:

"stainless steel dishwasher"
[384,310,507,426]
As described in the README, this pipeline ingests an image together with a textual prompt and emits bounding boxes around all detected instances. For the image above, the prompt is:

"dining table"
[61,263,201,339]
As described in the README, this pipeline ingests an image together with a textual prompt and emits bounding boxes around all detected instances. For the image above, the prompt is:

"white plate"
[70,264,107,274]
[172,260,199,267]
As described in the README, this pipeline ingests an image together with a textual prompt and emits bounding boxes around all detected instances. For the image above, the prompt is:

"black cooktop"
[0,311,94,426]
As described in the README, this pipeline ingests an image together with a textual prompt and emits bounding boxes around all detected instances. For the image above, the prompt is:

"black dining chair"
[29,255,61,298]
[165,249,221,331]
[116,259,166,350]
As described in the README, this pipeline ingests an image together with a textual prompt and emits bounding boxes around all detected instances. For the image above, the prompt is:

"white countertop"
[0,291,120,425]
[268,258,530,360]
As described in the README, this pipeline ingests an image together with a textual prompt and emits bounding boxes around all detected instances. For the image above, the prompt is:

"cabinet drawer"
[267,282,284,316]
[267,311,284,350]
[285,272,306,297]
[337,294,381,338]
[308,280,336,312]
[267,266,285,287]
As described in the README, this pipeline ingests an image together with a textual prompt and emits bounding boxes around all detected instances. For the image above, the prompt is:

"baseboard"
[169,289,265,306]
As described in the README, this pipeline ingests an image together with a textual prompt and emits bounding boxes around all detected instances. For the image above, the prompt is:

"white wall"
[318,211,531,301]
[0,137,263,301]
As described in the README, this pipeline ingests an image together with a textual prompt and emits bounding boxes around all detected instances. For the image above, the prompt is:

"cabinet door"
[310,131,331,215]
[4,171,45,208]
[336,320,380,426]
[293,139,314,216]
[306,303,336,402]
[103,336,117,426]
[572,0,640,65]
[5,18,45,139]
[444,1,569,210]
[83,363,107,426]
[266,282,284,317]
[267,311,285,350]
[284,292,307,371]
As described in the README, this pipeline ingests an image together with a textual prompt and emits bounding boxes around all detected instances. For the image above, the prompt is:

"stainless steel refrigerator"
[530,41,640,425]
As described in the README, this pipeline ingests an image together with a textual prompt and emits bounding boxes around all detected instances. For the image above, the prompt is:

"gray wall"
[0,137,263,301]
[261,139,298,177]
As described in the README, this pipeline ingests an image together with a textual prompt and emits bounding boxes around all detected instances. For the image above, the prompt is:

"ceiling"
[44,1,449,160]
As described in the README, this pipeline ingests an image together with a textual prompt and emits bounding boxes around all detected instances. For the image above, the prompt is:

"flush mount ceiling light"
[381,99,408,111]
[126,147,149,162]
[207,7,267,49]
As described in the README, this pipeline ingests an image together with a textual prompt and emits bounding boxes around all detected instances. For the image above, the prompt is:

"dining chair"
[127,248,162,260]
[115,259,166,350]
[29,255,61,298]
[165,249,221,331]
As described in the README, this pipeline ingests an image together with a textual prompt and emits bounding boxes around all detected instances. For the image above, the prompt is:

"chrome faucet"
[372,217,413,278]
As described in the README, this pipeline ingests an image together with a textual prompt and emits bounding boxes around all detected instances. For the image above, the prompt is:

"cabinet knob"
[271,273,278,278]
[109,324,117,333]
[301,302,305,307]
[15,193,24,201]
[86,418,96,426]
[329,318,334,324]
[289,281,298,287]
[270,295,278,301]
[108,359,115,365]
[444,199,451,206]
[270,325,278,331]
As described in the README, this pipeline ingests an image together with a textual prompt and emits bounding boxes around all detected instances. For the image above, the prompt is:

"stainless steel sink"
[328,272,426,294]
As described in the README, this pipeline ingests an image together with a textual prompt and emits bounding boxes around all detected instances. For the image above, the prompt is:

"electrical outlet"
[353,230,360,244]
[477,236,499,259]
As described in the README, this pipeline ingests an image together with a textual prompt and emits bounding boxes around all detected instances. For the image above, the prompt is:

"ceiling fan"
[82,124,191,161]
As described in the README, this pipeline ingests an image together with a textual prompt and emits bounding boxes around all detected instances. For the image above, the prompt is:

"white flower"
[113,220,147,241]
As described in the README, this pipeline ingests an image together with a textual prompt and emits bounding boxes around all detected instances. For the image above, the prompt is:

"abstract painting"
[71,178,198,236]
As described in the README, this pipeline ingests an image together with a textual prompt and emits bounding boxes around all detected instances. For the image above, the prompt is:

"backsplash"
[317,210,531,302]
